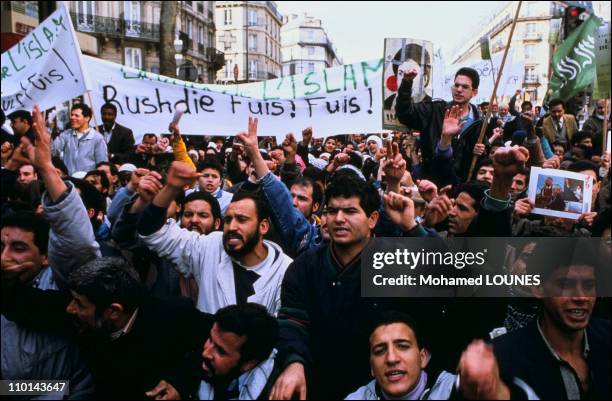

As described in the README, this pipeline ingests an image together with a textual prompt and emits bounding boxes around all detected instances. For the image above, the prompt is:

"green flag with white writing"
[550,15,602,101]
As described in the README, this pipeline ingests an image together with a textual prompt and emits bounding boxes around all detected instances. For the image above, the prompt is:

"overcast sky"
[277,1,506,63]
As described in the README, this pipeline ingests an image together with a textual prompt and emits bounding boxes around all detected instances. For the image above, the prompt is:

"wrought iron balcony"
[71,12,160,42]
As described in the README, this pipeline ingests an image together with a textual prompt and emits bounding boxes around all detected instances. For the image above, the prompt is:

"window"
[525,23,538,39]
[248,9,257,26]
[308,62,315,72]
[187,19,193,39]
[124,1,141,36]
[265,37,268,56]
[76,1,95,30]
[307,29,315,41]
[290,63,296,75]
[198,24,204,44]
[125,47,142,69]
[307,46,315,56]
[225,59,232,78]
[524,44,535,59]
[249,33,257,52]
[525,67,537,82]
[224,9,232,25]
[249,60,258,79]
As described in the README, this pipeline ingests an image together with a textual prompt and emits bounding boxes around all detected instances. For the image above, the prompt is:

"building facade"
[281,13,341,76]
[215,1,282,83]
[451,1,570,105]
[1,1,223,83]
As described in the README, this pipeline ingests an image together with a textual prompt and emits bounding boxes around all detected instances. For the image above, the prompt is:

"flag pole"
[467,0,523,181]
[603,98,609,154]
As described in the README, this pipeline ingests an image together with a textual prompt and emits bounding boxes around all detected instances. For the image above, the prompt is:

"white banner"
[84,56,384,142]
[438,50,524,104]
[1,4,89,114]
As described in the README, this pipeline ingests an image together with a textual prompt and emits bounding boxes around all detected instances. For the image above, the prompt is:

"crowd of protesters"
[1,64,610,400]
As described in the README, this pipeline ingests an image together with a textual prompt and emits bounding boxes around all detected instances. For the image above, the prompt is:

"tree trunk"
[159,1,178,77]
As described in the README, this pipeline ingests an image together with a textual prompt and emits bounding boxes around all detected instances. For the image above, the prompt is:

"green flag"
[550,15,602,101]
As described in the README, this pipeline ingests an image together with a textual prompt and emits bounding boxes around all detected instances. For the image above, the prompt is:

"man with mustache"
[137,158,292,315]
[147,303,281,400]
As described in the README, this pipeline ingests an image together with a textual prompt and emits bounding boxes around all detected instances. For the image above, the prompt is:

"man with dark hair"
[195,157,233,215]
[347,311,533,400]
[395,65,485,181]
[291,176,322,225]
[85,170,111,196]
[7,109,35,143]
[17,163,38,187]
[475,158,494,184]
[147,303,281,400]
[1,256,215,399]
[96,161,120,197]
[137,161,292,314]
[542,99,578,149]
[52,103,107,175]
[493,239,610,399]
[582,99,607,156]
[1,212,95,399]
[98,102,135,164]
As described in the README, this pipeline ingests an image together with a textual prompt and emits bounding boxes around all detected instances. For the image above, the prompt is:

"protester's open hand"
[492,146,529,179]
[417,179,439,203]
[423,185,452,227]
[166,161,199,189]
[269,363,307,400]
[513,197,534,218]
[145,380,181,400]
[236,117,259,158]
[138,171,163,204]
[383,140,406,184]
[383,191,417,232]
[442,105,466,137]
[458,340,509,400]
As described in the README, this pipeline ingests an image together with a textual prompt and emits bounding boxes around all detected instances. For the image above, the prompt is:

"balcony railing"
[523,32,542,40]
[524,76,539,84]
[71,12,159,41]
[248,71,275,80]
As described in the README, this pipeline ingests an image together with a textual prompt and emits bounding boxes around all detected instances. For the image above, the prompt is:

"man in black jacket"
[98,103,135,164]
[395,66,485,182]
[1,256,213,400]
[493,239,610,400]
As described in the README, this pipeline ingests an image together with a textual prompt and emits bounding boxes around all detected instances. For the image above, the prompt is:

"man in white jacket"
[137,161,292,315]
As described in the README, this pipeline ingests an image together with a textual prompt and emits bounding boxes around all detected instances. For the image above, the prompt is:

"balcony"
[524,76,540,84]
[211,49,225,71]
[248,71,276,81]
[523,32,543,41]
[71,12,160,42]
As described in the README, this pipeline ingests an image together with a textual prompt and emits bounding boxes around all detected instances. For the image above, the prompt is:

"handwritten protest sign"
[382,38,433,130]
[1,4,89,114]
[438,49,523,104]
[84,55,384,141]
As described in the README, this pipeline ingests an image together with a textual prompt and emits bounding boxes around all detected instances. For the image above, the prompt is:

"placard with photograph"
[527,167,593,220]
[382,38,433,131]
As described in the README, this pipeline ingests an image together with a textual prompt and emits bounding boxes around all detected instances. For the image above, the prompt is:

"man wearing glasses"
[395,66,485,182]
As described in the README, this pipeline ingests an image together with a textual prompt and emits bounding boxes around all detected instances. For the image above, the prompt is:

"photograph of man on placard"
[528,167,593,219]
